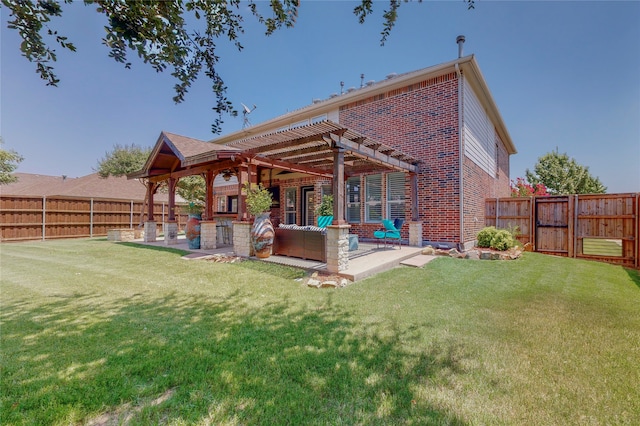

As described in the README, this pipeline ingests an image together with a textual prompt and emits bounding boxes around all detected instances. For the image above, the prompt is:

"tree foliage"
[176,175,206,205]
[0,138,24,185]
[3,0,474,134]
[94,143,151,178]
[525,149,607,195]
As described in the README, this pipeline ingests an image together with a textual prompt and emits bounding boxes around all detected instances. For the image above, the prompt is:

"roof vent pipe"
[456,35,465,58]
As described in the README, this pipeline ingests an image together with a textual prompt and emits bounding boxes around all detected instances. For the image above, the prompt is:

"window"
[387,172,405,220]
[365,174,382,222]
[284,188,297,224]
[217,196,226,212]
[346,177,360,223]
[321,184,332,198]
[228,196,238,213]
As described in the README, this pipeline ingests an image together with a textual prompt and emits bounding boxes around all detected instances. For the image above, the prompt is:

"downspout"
[455,61,464,251]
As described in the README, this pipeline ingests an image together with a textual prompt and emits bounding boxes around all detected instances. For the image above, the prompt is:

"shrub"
[490,229,516,251]
[477,226,497,248]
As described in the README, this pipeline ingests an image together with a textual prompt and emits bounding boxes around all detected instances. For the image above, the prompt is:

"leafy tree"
[94,143,151,178]
[2,0,474,133]
[0,138,24,185]
[525,149,607,195]
[176,175,206,205]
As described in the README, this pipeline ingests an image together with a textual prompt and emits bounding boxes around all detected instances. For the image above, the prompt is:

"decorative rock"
[491,252,502,261]
[421,246,436,255]
[523,242,534,252]
[467,250,480,260]
[307,278,321,288]
[340,278,349,287]
[480,251,493,260]
[448,248,460,257]
[320,281,338,288]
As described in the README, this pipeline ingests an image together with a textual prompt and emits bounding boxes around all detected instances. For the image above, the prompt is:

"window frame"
[345,177,361,223]
[284,187,297,225]
[386,172,406,220]
[364,174,383,223]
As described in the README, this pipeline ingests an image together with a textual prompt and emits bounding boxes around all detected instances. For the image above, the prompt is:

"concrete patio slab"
[126,236,426,282]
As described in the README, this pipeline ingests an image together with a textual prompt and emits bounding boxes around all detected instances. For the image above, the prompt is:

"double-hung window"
[284,188,297,224]
[345,177,360,223]
[387,172,405,219]
[365,174,382,222]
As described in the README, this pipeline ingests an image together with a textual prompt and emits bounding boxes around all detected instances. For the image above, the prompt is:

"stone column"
[144,221,157,242]
[326,224,350,273]
[408,221,423,247]
[164,220,178,245]
[233,221,252,257]
[200,220,217,250]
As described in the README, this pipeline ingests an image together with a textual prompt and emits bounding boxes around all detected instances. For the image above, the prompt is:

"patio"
[134,236,432,281]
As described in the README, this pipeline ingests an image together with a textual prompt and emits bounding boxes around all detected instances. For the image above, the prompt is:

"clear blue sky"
[2,1,639,193]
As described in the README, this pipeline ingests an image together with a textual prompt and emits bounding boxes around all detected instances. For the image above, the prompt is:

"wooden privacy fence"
[0,195,187,242]
[486,193,640,268]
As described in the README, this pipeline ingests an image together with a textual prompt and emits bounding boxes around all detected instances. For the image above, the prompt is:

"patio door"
[302,186,315,226]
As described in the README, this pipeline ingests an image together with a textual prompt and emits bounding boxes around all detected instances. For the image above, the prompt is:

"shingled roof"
[1,172,176,202]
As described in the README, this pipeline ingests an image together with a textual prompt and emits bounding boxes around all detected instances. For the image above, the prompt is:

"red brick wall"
[340,72,462,244]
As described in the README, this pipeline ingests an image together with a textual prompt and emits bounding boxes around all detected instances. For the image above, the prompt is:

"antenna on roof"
[360,73,365,88]
[241,103,257,129]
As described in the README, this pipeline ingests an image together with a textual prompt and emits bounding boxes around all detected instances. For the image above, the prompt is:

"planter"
[185,213,202,249]
[251,212,275,258]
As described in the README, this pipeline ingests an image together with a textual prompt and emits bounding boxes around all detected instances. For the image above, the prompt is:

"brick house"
[133,53,516,266]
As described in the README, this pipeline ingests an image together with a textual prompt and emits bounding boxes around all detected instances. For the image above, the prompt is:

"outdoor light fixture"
[222,169,235,181]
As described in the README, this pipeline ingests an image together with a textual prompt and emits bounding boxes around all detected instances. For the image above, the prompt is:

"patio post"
[237,165,248,221]
[168,177,176,221]
[204,170,214,220]
[144,181,157,242]
[332,147,346,225]
[326,224,350,273]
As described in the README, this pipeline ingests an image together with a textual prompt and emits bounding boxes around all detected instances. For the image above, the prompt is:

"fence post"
[130,200,134,229]
[42,196,46,241]
[90,198,94,238]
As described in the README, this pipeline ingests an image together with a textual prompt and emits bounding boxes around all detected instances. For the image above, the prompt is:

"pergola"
[130,121,422,225]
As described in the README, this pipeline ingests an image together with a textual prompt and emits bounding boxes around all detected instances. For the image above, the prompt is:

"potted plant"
[182,202,204,249]
[315,194,333,227]
[244,183,274,258]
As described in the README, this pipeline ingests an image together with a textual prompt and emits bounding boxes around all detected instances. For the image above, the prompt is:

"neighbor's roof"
[1,172,176,201]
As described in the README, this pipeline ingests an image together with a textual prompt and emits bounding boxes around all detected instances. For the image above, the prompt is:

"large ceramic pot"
[185,213,202,249]
[251,212,275,258]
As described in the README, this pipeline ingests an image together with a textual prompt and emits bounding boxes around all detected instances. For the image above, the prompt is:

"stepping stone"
[400,254,437,267]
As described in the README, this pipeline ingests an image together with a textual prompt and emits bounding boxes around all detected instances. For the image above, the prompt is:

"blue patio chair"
[373,219,402,249]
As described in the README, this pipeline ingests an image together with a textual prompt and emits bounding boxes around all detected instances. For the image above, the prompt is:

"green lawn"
[1,239,639,425]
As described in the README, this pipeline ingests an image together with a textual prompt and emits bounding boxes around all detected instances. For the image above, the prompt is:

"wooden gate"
[486,193,639,268]
[534,196,572,257]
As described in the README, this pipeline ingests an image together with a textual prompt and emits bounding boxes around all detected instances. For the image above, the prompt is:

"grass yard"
[1,239,639,425]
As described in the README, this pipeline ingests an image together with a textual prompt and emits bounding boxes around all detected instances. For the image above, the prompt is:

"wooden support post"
[168,177,176,221]
[147,181,155,222]
[332,147,346,225]
[204,170,214,220]
[237,165,248,221]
